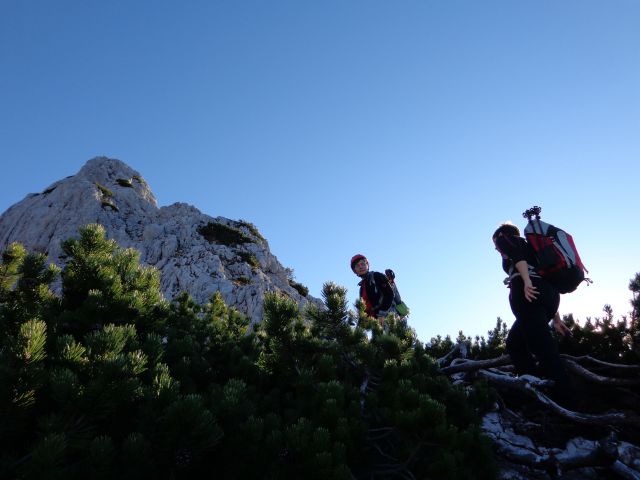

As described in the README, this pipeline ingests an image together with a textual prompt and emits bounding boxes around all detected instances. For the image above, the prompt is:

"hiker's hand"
[523,281,538,302]
[553,318,573,337]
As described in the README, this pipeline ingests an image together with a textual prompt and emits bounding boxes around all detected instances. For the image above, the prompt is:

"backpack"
[522,206,590,294]
[385,269,410,316]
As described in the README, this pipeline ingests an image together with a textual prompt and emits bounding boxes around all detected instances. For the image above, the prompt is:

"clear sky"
[1,0,639,342]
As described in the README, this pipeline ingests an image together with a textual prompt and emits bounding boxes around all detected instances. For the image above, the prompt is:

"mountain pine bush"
[1,224,500,479]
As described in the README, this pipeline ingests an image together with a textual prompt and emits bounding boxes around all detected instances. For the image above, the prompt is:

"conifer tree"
[58,224,165,336]
[0,226,498,479]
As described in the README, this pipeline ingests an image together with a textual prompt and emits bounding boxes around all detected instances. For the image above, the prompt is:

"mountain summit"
[0,157,317,322]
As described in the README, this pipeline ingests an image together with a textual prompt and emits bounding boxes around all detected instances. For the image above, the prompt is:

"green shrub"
[95,182,113,197]
[238,220,266,245]
[237,252,260,271]
[197,222,252,246]
[0,229,500,480]
[116,178,133,188]
[101,201,119,212]
[132,175,147,185]
[289,280,309,297]
[234,276,252,286]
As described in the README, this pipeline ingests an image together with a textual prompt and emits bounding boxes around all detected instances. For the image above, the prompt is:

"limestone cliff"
[0,157,318,323]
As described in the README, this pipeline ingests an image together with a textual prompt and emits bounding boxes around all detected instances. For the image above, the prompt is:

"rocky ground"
[439,347,640,479]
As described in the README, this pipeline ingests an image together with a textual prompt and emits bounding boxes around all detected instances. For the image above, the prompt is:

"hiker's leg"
[517,280,575,404]
[518,308,574,405]
[524,281,566,382]
[506,318,538,376]
[518,311,566,381]
[507,276,574,405]
[509,278,563,379]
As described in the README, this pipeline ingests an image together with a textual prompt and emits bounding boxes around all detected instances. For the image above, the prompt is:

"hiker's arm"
[514,260,538,302]
[495,237,536,301]
[552,312,572,337]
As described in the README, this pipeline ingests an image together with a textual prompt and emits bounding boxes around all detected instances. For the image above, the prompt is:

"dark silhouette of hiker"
[350,254,395,326]
[493,223,574,406]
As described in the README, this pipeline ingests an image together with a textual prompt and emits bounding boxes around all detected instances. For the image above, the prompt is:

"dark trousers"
[506,276,570,391]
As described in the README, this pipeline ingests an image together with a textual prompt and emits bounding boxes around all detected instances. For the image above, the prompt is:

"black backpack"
[385,269,410,316]
[522,206,590,294]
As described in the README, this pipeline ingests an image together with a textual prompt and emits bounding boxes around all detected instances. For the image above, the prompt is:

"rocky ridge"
[0,157,318,323]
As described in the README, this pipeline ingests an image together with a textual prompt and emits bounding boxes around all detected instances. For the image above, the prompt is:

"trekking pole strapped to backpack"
[522,206,591,294]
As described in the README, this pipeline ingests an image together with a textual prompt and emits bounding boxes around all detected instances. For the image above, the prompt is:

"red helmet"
[350,254,367,272]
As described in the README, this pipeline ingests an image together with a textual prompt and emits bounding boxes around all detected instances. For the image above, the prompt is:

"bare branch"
[367,427,395,441]
[436,342,468,367]
[564,359,640,387]
[439,354,511,374]
[360,373,370,412]
[612,460,640,480]
[478,370,640,427]
[619,442,640,471]
[469,352,640,478]
[561,354,640,371]
[370,441,399,462]
[480,369,554,388]
[484,413,636,477]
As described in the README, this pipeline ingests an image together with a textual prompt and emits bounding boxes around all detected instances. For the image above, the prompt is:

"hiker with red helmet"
[350,254,395,325]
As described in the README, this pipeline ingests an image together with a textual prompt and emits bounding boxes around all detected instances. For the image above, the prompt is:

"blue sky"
[1,0,639,341]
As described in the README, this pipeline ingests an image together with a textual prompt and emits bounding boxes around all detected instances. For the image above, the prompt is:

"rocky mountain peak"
[0,157,317,323]
[76,156,158,208]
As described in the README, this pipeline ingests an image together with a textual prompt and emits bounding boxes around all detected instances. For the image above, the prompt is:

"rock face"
[0,157,318,323]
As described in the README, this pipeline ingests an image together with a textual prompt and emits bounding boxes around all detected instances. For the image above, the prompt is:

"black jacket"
[358,271,395,317]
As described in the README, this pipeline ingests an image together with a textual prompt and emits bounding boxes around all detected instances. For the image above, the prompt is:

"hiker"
[492,223,574,405]
[350,254,395,325]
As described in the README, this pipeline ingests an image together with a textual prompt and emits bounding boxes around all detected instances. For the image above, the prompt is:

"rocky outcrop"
[0,157,318,323]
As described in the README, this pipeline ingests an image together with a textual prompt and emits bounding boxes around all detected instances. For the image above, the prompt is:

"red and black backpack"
[522,206,590,294]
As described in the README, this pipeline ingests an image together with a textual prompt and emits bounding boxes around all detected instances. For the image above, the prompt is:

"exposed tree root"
[439,344,640,479]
